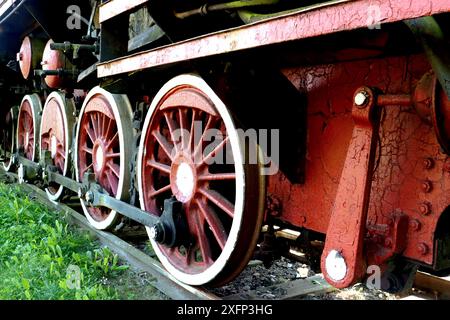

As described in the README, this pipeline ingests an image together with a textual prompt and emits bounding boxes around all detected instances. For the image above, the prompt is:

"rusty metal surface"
[99,0,149,23]
[272,53,450,269]
[97,0,450,78]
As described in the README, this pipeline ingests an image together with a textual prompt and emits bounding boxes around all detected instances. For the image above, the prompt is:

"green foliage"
[0,184,129,300]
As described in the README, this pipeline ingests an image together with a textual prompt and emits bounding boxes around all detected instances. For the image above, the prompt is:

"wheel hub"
[93,141,106,173]
[50,135,57,158]
[171,156,197,203]
[25,131,30,148]
[175,162,195,201]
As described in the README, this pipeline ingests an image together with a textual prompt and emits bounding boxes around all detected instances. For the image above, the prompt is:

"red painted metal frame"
[97,0,450,78]
[274,54,450,274]
[320,87,380,288]
[99,0,149,23]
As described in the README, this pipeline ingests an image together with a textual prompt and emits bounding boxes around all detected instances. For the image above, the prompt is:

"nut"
[354,91,369,107]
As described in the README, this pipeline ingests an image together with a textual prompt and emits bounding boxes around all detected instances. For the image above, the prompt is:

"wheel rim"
[2,107,18,172]
[138,74,265,286]
[17,94,42,161]
[40,92,75,201]
[75,86,133,230]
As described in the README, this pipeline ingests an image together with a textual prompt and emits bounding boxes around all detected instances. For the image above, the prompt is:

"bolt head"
[419,202,431,215]
[409,219,421,231]
[423,158,434,170]
[325,250,347,282]
[85,191,94,204]
[354,91,369,106]
[418,243,429,255]
[421,180,432,193]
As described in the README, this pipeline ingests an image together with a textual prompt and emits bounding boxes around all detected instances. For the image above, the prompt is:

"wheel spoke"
[81,163,93,175]
[146,159,171,174]
[97,113,103,137]
[106,152,120,159]
[81,146,93,154]
[106,132,118,150]
[198,172,236,181]
[107,162,120,177]
[197,136,229,167]
[90,113,98,139]
[148,184,171,198]
[199,188,235,218]
[164,112,179,152]
[179,109,189,150]
[193,115,215,162]
[105,117,113,139]
[86,126,96,144]
[188,109,197,153]
[196,200,228,250]
[57,148,66,160]
[152,130,174,161]
[106,170,118,195]
[192,211,213,264]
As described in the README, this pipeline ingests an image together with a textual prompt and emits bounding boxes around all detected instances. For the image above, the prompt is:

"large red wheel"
[75,86,134,230]
[17,94,42,161]
[137,74,265,286]
[2,106,18,172]
[40,92,76,201]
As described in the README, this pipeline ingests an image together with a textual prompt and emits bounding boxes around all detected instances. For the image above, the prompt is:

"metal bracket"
[320,86,380,288]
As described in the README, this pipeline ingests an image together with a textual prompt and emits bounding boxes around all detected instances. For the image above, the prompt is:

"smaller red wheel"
[2,106,19,172]
[40,92,76,201]
[75,86,134,230]
[17,94,42,161]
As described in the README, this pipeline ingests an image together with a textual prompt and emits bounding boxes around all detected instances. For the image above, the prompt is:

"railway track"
[2,168,450,300]
[0,169,334,300]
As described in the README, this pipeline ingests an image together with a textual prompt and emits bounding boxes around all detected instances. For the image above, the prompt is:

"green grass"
[0,183,141,300]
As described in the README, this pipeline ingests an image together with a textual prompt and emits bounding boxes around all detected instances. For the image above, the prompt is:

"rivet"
[444,159,450,173]
[409,219,421,231]
[417,243,429,255]
[421,180,433,193]
[419,202,431,215]
[422,158,434,170]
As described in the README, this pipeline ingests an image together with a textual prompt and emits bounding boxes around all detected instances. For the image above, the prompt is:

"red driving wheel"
[17,94,42,161]
[138,74,265,286]
[40,91,76,201]
[75,86,134,230]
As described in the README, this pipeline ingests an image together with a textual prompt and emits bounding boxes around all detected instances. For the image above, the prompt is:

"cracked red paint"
[272,53,449,276]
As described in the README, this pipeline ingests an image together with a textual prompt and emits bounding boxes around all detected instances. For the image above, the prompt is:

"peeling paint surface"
[273,54,449,267]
